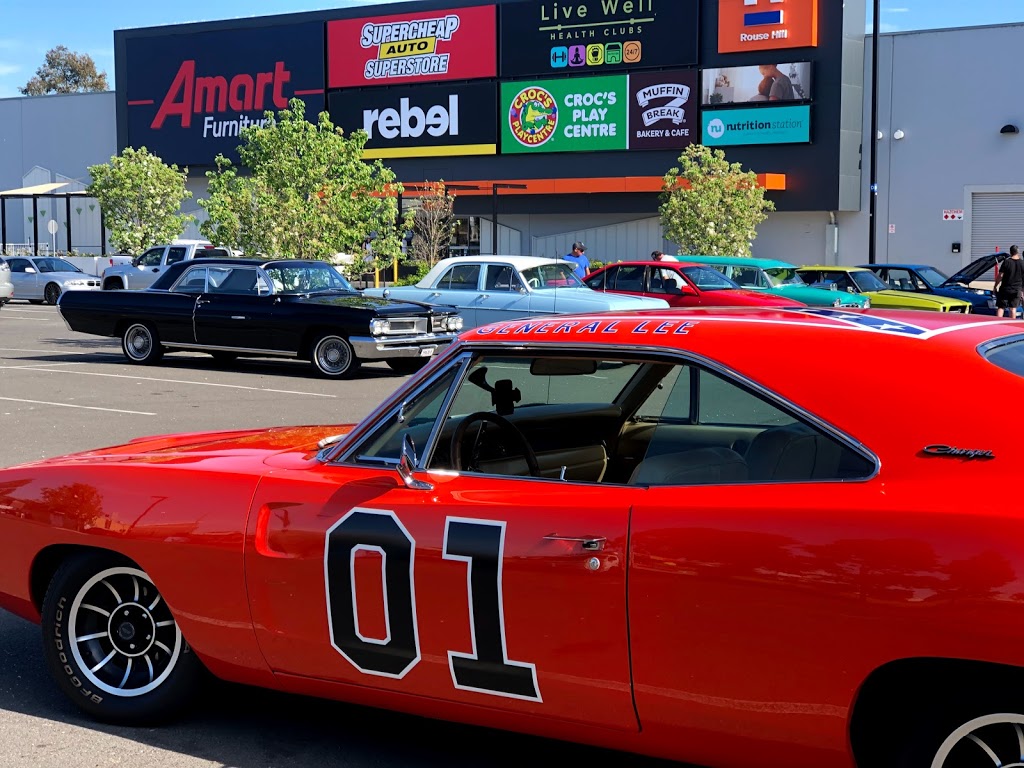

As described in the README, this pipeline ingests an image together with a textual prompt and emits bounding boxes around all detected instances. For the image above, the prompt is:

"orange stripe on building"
[393,174,786,197]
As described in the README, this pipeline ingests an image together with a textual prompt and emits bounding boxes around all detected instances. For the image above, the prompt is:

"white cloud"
[0,63,19,76]
[886,7,911,11]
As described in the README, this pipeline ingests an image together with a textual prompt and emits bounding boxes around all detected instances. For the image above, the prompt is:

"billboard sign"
[327,6,496,89]
[123,23,325,166]
[702,104,811,146]
[627,70,698,151]
[702,63,811,105]
[500,0,699,78]
[718,0,818,53]
[328,81,497,159]
[502,75,627,154]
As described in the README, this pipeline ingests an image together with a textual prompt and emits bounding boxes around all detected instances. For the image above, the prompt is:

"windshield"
[681,265,738,290]
[520,263,582,289]
[764,267,805,286]
[918,266,948,287]
[262,262,356,294]
[851,270,889,292]
[34,258,81,274]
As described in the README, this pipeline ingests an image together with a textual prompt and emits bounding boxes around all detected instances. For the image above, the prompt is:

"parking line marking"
[0,316,52,321]
[0,362,83,370]
[9,366,338,398]
[0,397,155,416]
[0,347,111,355]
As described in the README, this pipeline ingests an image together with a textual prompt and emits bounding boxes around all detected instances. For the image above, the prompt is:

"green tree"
[199,99,408,269]
[19,46,108,96]
[659,144,775,257]
[87,147,194,254]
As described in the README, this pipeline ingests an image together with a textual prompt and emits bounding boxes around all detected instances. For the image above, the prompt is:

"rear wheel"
[121,322,163,365]
[103,278,123,290]
[43,283,61,305]
[386,358,430,375]
[40,551,203,724]
[311,334,357,378]
[897,698,1024,768]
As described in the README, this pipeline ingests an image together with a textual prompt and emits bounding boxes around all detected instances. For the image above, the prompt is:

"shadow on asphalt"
[0,612,681,768]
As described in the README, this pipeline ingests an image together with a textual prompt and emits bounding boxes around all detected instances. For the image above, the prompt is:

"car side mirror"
[679,284,697,296]
[397,434,433,490]
[24,267,36,274]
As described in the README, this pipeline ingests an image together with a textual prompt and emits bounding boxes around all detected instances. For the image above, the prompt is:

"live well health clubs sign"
[501,70,698,154]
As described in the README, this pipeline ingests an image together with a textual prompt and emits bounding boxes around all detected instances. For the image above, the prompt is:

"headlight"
[446,315,464,332]
[862,298,870,308]
[369,318,390,336]
[832,298,841,307]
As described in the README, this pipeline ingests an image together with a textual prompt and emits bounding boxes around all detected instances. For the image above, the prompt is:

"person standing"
[994,245,1024,319]
[652,250,678,262]
[563,242,590,278]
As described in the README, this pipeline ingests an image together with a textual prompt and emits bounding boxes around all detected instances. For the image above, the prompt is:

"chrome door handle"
[231,315,246,320]
[543,535,606,551]
[478,294,490,299]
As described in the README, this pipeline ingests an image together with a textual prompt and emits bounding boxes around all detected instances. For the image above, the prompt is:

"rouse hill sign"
[123,23,325,167]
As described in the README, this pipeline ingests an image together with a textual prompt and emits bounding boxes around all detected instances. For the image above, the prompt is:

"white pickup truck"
[64,254,134,277]
[101,240,233,290]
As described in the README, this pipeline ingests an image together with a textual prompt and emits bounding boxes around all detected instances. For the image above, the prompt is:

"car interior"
[348,352,875,486]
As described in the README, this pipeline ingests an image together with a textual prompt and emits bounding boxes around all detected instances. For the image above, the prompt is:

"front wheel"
[386,358,430,375]
[898,702,1024,768]
[121,322,163,365]
[40,552,203,723]
[43,283,61,305]
[311,334,357,378]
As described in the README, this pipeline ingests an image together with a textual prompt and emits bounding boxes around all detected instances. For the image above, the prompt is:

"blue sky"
[0,0,1020,99]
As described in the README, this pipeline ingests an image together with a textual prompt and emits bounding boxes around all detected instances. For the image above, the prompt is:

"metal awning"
[0,182,87,196]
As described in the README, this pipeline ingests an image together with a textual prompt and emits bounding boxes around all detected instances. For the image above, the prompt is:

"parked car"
[59,258,463,377]
[584,260,807,308]
[4,306,1024,768]
[64,253,135,277]
[796,266,973,312]
[0,256,12,308]
[363,256,669,328]
[683,255,869,307]
[858,262,997,314]
[4,255,101,304]
[101,240,234,291]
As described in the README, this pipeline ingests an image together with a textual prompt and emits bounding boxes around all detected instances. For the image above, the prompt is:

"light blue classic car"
[365,256,669,328]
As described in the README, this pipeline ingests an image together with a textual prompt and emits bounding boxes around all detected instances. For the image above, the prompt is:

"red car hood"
[16,425,357,470]
[709,289,805,307]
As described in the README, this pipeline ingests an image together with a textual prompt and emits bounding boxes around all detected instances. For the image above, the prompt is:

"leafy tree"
[408,181,456,268]
[200,99,408,269]
[87,147,194,254]
[659,144,775,257]
[20,46,108,96]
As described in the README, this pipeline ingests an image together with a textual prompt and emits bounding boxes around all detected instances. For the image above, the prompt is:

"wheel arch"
[30,544,137,614]
[300,324,350,359]
[849,656,1024,768]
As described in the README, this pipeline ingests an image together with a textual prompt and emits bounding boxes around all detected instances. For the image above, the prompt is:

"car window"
[680,265,737,290]
[520,263,581,288]
[484,265,524,292]
[982,337,1024,379]
[850,270,888,292]
[174,267,208,293]
[585,266,610,290]
[649,267,685,295]
[348,350,874,486]
[611,265,645,292]
[137,248,165,267]
[166,247,188,265]
[438,264,481,291]
[8,258,31,273]
[207,266,261,295]
[262,262,354,293]
[884,268,918,291]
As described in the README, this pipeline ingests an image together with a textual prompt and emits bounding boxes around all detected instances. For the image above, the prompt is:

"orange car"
[1,307,1023,768]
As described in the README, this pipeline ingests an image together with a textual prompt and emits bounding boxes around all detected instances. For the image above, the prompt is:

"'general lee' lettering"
[152,60,293,130]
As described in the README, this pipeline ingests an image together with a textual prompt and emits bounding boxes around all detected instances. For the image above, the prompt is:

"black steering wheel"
[450,412,540,477]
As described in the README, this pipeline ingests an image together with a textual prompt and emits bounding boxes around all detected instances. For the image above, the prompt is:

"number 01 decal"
[324,508,540,701]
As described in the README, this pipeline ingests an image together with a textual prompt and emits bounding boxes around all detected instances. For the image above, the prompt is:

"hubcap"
[931,714,1024,768]
[127,327,151,358]
[69,567,182,697]
[316,338,350,374]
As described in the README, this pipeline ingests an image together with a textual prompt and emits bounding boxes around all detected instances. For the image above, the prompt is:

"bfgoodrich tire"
[40,552,203,724]
[121,322,164,365]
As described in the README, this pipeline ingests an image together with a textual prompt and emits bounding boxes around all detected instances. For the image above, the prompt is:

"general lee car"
[57,258,464,377]
[3,307,1024,768]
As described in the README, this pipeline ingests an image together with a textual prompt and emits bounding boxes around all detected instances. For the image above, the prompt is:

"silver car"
[0,257,12,308]
[5,256,101,305]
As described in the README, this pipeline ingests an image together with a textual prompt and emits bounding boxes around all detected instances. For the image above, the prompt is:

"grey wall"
[843,24,1024,276]
[0,91,116,249]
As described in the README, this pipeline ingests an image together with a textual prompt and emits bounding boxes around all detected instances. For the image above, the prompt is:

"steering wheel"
[526,278,540,289]
[450,412,540,477]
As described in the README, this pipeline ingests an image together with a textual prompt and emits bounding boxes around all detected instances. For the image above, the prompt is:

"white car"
[101,240,234,291]
[0,257,12,308]
[364,255,669,329]
[4,255,100,305]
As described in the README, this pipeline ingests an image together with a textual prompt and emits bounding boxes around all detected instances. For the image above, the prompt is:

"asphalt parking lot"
[0,301,677,768]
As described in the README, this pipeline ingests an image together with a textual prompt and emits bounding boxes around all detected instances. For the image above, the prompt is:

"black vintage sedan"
[57,258,464,378]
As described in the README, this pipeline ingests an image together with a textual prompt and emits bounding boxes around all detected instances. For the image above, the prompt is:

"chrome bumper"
[351,332,458,360]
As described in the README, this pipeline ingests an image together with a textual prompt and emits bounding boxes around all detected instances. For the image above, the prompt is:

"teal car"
[681,255,870,308]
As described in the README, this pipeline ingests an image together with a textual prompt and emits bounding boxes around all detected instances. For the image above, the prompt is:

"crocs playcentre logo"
[508,86,559,148]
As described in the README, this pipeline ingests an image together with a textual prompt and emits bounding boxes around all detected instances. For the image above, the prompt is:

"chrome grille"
[384,317,428,335]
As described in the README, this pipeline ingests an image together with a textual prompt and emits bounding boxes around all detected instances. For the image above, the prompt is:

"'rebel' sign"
[120,22,325,167]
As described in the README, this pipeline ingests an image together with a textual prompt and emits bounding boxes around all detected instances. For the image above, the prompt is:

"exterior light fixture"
[1000,124,1019,135]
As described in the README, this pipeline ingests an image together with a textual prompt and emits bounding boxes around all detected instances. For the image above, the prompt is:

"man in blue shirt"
[563,242,590,278]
